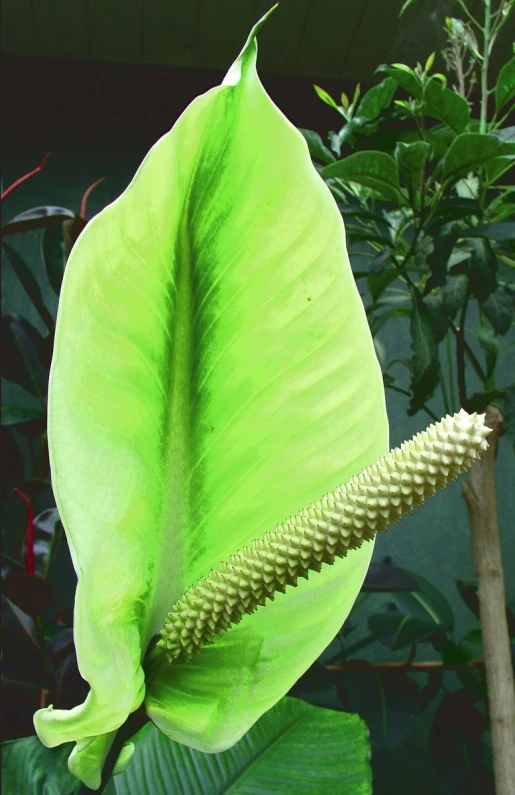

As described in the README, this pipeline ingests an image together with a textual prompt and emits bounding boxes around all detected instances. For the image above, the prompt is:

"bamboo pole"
[461,406,515,795]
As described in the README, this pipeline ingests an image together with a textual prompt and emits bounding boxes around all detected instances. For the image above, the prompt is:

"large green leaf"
[443,133,515,183]
[33,11,388,789]
[395,140,431,206]
[1,736,82,795]
[120,698,372,794]
[495,56,515,114]
[321,151,403,203]
[4,698,372,794]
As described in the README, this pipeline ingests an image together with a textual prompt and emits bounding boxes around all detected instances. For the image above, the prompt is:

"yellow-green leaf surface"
[34,10,388,789]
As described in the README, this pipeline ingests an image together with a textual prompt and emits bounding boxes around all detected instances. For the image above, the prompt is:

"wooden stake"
[461,406,515,795]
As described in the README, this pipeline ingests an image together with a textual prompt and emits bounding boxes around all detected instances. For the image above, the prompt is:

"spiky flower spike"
[159,409,491,663]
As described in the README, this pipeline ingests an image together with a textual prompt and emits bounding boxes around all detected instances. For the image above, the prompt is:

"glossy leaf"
[422,291,448,342]
[5,698,372,794]
[424,79,470,133]
[42,223,66,295]
[298,129,335,164]
[368,610,441,649]
[313,84,343,114]
[322,151,403,204]
[443,133,515,183]
[378,66,469,132]
[468,327,498,381]
[495,56,515,114]
[1,206,75,236]
[482,287,514,335]
[408,291,440,415]
[393,571,454,630]
[395,141,431,206]
[1,315,49,398]
[441,274,468,319]
[426,234,457,291]
[425,198,481,234]
[34,13,388,788]
[1,243,55,333]
[361,561,418,593]
[378,64,420,98]
[466,238,497,302]
[123,698,371,794]
[459,222,515,242]
[356,77,397,121]
[1,406,46,426]
[1,737,82,795]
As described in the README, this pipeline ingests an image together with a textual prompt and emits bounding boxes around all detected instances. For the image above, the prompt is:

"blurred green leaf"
[426,233,458,292]
[408,290,440,414]
[1,243,55,333]
[425,198,481,234]
[468,327,498,380]
[339,669,420,750]
[399,0,418,16]
[495,56,515,113]
[314,84,344,115]
[298,129,335,164]
[423,290,448,342]
[1,206,75,236]
[1,406,46,426]
[322,151,403,203]
[368,269,399,303]
[424,79,470,133]
[430,690,492,795]
[370,248,392,275]
[394,570,454,629]
[443,133,515,183]
[482,287,514,335]
[500,383,515,451]
[1,315,48,398]
[459,222,515,241]
[466,238,497,302]
[395,141,431,205]
[456,580,480,618]
[368,611,440,649]
[442,274,468,318]
[42,224,66,296]
[357,77,397,121]
[378,64,420,97]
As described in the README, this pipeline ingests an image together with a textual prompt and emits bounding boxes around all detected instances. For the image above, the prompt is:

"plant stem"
[456,294,469,409]
[327,658,486,672]
[446,332,456,413]
[447,317,487,386]
[385,384,439,421]
[480,0,492,134]
[461,406,515,795]
[439,361,451,415]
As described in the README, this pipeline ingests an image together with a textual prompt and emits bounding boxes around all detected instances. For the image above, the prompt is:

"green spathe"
[34,10,388,790]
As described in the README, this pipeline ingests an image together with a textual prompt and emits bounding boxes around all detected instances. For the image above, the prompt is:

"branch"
[327,659,486,673]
